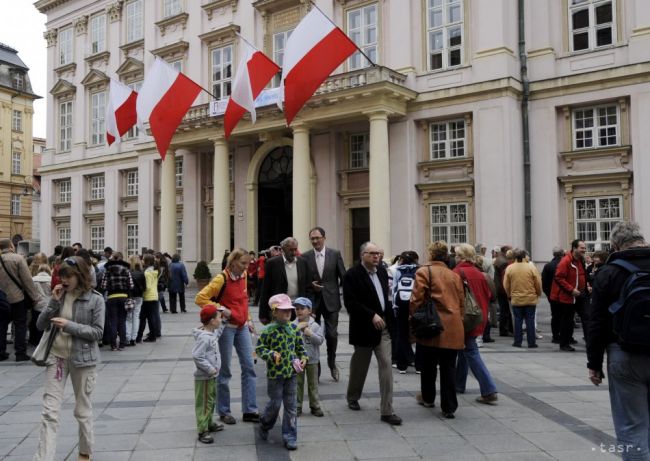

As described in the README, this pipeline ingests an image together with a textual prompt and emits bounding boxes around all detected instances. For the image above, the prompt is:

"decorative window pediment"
[81,68,109,91]
[253,0,307,16]
[120,38,144,59]
[50,79,76,99]
[85,50,110,67]
[54,62,76,78]
[202,0,238,20]
[151,40,189,61]
[199,24,240,47]
[155,12,189,36]
[116,57,144,81]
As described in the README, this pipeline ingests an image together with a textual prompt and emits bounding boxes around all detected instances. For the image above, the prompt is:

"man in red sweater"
[550,239,587,352]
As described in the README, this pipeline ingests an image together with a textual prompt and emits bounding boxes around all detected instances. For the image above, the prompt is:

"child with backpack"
[256,294,307,451]
[392,251,420,373]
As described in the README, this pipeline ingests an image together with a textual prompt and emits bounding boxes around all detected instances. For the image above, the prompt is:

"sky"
[1,2,47,138]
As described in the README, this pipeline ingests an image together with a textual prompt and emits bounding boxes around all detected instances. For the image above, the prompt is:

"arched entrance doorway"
[257,146,293,250]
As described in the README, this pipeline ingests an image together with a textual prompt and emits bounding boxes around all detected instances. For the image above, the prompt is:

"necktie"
[317,252,324,278]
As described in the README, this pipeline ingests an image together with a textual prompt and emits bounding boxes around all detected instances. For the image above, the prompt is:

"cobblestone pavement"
[0,290,621,460]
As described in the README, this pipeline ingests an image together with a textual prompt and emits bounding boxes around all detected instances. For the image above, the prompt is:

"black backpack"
[608,259,650,353]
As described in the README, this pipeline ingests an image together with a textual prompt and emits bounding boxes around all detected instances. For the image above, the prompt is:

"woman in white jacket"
[30,264,52,346]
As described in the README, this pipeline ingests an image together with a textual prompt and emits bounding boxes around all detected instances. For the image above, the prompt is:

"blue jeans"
[607,343,650,460]
[512,305,536,346]
[218,325,257,416]
[261,375,297,444]
[456,336,497,396]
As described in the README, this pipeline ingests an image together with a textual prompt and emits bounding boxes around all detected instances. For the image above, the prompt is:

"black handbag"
[410,266,444,339]
[0,255,36,311]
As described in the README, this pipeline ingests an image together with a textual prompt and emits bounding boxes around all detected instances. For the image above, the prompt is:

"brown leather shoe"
[476,393,498,405]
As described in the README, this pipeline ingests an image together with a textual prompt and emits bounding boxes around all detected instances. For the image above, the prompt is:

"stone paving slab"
[0,291,623,460]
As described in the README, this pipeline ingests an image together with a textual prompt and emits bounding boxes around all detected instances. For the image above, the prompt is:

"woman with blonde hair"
[29,253,49,277]
[409,241,465,418]
[195,248,259,424]
[30,264,52,346]
[34,256,105,461]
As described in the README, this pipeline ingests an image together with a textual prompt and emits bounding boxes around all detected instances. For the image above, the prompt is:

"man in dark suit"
[258,237,310,324]
[302,227,346,381]
[343,241,402,426]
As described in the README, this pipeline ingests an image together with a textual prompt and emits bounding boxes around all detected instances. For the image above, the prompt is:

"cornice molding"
[85,50,110,67]
[50,79,76,98]
[54,62,77,78]
[116,57,144,81]
[202,0,238,20]
[80,69,109,90]
[198,24,241,46]
[151,41,189,60]
[253,0,307,16]
[35,0,70,13]
[155,12,189,36]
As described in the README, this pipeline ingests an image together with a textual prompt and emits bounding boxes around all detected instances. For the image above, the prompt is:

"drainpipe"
[519,0,532,254]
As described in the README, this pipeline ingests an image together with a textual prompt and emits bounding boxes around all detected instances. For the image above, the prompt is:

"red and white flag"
[136,57,202,160]
[281,8,357,125]
[224,39,280,139]
[106,78,137,146]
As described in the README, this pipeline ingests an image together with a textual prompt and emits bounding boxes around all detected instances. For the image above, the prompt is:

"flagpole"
[308,0,377,67]
[235,32,259,53]
[148,52,220,100]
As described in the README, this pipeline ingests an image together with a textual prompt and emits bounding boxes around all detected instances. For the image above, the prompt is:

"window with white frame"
[58,227,71,246]
[569,0,614,52]
[430,119,466,159]
[573,104,618,149]
[90,225,105,252]
[126,223,139,256]
[125,81,142,139]
[90,175,105,200]
[12,152,21,175]
[164,0,181,18]
[175,156,183,188]
[176,219,183,257]
[427,0,463,71]
[59,100,73,151]
[347,4,378,70]
[89,14,106,54]
[12,72,24,90]
[349,133,369,169]
[11,194,21,216]
[12,110,22,131]
[59,179,72,203]
[430,203,468,244]
[574,196,621,251]
[169,59,183,72]
[126,0,143,43]
[211,45,232,100]
[58,27,73,66]
[126,170,138,196]
[90,91,106,145]
[272,30,293,87]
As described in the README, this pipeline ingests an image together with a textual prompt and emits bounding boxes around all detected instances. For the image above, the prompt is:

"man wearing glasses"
[343,241,402,425]
[302,227,346,381]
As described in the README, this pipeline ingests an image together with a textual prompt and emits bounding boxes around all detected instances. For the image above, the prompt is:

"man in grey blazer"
[302,227,346,381]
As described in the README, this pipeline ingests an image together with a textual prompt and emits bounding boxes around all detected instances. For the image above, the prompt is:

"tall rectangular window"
[211,46,232,100]
[126,170,139,196]
[126,0,143,43]
[12,152,21,175]
[176,219,183,257]
[58,27,73,66]
[575,196,621,251]
[58,227,71,246]
[430,119,466,159]
[90,175,105,200]
[272,30,293,87]
[12,110,22,131]
[11,195,21,216]
[175,156,183,188]
[349,133,369,169]
[60,101,73,151]
[169,59,183,72]
[427,0,463,71]
[430,203,468,244]
[12,72,24,90]
[125,81,142,139]
[89,14,106,54]
[90,91,106,145]
[164,0,181,18]
[570,0,614,52]
[90,225,105,252]
[59,179,72,203]
[347,4,378,70]
[126,223,139,256]
[573,104,618,149]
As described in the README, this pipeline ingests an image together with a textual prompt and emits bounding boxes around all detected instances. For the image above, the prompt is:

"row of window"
[431,196,620,251]
[56,219,183,256]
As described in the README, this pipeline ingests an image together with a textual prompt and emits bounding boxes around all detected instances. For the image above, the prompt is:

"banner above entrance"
[210,87,282,117]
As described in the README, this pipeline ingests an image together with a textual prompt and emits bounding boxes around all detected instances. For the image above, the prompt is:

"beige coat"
[409,261,465,350]
[504,261,542,306]
[0,250,45,307]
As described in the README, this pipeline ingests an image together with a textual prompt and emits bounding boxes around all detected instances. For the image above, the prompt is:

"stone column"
[292,124,311,245]
[160,150,177,253]
[212,137,230,263]
[367,110,391,256]
[179,149,198,262]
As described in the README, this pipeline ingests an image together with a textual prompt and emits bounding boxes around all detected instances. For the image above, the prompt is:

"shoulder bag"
[409,266,444,339]
[31,325,58,366]
[460,269,483,332]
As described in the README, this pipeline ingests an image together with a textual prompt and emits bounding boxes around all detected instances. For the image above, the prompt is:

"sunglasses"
[64,257,78,266]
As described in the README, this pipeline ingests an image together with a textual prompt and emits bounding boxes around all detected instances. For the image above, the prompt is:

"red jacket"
[550,253,586,304]
[454,262,492,337]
